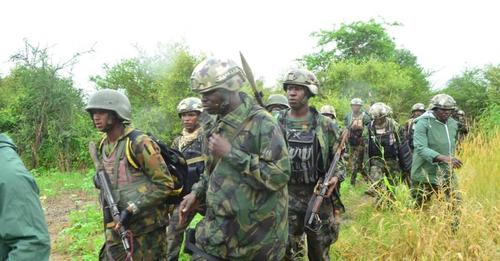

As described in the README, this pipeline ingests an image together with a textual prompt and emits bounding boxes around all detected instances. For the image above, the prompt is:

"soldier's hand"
[208,133,231,157]
[179,193,198,225]
[325,176,339,197]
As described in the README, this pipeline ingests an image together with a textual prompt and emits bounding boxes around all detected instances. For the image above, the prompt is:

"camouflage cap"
[351,98,363,105]
[429,94,456,110]
[369,102,392,119]
[320,105,336,118]
[411,103,426,112]
[177,97,203,115]
[283,69,319,96]
[190,57,246,94]
[85,89,131,121]
[266,94,289,109]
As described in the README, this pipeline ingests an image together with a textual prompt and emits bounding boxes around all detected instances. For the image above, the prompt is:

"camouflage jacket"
[97,126,179,235]
[191,93,291,260]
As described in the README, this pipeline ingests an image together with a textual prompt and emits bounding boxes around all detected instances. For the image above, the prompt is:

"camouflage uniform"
[366,103,404,198]
[86,89,180,260]
[344,98,371,185]
[452,109,469,142]
[402,103,426,151]
[278,69,343,261]
[320,105,340,132]
[167,97,205,261]
[189,58,291,260]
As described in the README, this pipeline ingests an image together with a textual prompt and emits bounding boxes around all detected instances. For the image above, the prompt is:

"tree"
[1,41,95,170]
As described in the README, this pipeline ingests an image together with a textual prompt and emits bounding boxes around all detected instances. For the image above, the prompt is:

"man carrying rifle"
[86,89,180,260]
[276,69,344,261]
[178,57,291,260]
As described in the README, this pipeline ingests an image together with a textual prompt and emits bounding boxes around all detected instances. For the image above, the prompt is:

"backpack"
[126,130,189,204]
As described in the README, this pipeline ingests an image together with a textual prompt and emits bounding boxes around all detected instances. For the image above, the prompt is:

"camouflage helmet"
[456,109,465,116]
[411,103,426,112]
[320,105,337,118]
[369,102,392,119]
[85,89,131,121]
[266,94,290,109]
[190,57,246,94]
[283,69,319,96]
[351,98,363,105]
[177,97,203,116]
[429,94,456,110]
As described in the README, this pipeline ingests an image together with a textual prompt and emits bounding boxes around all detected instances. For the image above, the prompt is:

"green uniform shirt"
[411,111,459,184]
[0,133,50,261]
[191,93,291,260]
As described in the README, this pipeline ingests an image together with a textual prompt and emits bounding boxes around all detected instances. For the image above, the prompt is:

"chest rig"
[368,121,398,159]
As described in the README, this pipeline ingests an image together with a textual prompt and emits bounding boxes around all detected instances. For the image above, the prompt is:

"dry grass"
[331,129,500,260]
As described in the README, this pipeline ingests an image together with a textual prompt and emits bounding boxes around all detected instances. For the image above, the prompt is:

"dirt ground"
[42,191,97,261]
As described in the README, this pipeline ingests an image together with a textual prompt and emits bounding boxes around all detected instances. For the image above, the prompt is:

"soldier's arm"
[129,135,180,214]
[413,119,440,163]
[190,166,208,202]
[224,117,290,191]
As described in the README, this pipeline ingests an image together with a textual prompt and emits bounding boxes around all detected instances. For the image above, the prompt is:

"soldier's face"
[267,104,288,113]
[351,105,361,113]
[201,89,225,115]
[181,111,200,132]
[91,109,114,132]
[413,110,424,118]
[286,85,308,109]
[434,108,453,123]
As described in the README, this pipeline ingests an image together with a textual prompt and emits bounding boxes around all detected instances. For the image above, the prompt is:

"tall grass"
[331,129,500,260]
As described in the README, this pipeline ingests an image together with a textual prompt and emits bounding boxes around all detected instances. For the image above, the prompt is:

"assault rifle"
[89,142,133,260]
[305,129,349,232]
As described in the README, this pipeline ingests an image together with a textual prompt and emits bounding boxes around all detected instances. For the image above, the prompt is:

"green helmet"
[456,109,465,116]
[351,98,363,105]
[177,97,203,116]
[85,89,131,121]
[411,103,426,112]
[429,94,456,110]
[266,94,289,109]
[190,57,246,94]
[369,102,392,119]
[282,69,319,96]
[320,105,336,118]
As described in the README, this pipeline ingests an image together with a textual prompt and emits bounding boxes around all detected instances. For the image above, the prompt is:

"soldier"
[411,94,462,211]
[365,102,406,199]
[276,69,343,261]
[344,98,371,185]
[85,89,180,260]
[452,109,469,141]
[266,94,290,116]
[320,105,340,133]
[167,97,205,261]
[0,133,51,260]
[402,103,426,151]
[178,57,291,260]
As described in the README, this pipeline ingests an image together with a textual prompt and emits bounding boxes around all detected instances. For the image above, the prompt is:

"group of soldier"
[79,56,468,260]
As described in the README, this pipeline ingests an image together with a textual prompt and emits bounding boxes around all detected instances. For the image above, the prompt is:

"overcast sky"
[1,0,499,94]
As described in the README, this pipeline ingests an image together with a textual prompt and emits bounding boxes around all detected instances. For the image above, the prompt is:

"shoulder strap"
[125,130,142,169]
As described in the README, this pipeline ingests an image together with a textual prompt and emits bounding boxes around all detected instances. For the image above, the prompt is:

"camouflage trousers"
[366,158,402,199]
[348,143,367,185]
[166,203,196,261]
[285,186,340,261]
[99,225,167,261]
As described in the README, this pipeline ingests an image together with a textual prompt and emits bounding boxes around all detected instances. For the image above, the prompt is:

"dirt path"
[42,190,97,261]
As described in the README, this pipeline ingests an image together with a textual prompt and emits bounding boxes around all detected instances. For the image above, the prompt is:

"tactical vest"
[368,121,398,159]
[100,138,168,234]
[179,135,204,194]
[279,110,321,185]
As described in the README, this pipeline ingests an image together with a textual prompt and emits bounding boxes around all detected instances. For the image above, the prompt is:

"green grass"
[34,169,94,198]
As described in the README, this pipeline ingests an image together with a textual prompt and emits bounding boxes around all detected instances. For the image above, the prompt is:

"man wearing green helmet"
[276,68,344,261]
[85,89,180,260]
[365,102,407,201]
[411,94,462,228]
[320,104,340,132]
[344,97,371,186]
[402,103,426,151]
[452,109,469,142]
[178,57,291,260]
[266,94,290,118]
[167,97,205,261]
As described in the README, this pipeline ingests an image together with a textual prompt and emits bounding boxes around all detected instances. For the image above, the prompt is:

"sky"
[1,0,499,94]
